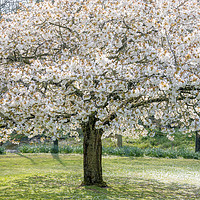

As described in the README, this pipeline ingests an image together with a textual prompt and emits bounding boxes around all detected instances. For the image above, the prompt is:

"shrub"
[145,148,167,158]
[72,146,83,154]
[164,149,178,159]
[17,143,200,160]
[124,146,144,157]
[178,149,200,159]
[18,145,32,153]
[103,146,144,157]
[18,144,84,154]
[50,147,59,154]
[0,146,6,154]
[18,144,51,153]
[60,145,73,154]
[39,145,51,153]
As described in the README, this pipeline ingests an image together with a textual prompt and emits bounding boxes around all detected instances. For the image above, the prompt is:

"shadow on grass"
[105,176,200,199]
[14,153,36,165]
[1,174,199,200]
[51,153,66,167]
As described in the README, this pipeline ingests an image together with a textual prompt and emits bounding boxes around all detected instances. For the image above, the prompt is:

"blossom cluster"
[0,0,199,142]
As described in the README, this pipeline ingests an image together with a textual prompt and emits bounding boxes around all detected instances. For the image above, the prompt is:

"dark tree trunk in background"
[53,139,59,153]
[195,131,200,152]
[116,134,122,148]
[81,116,107,187]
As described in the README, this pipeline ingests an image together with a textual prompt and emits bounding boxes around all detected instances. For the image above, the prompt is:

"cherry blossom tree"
[0,0,200,186]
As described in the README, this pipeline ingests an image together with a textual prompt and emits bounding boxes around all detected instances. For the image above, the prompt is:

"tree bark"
[53,139,59,153]
[81,116,107,187]
[116,134,122,148]
[195,131,200,152]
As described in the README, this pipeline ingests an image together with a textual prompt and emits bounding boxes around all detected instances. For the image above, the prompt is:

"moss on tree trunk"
[81,116,107,187]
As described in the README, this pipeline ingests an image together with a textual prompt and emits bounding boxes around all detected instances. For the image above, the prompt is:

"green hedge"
[18,144,83,154]
[103,146,144,157]
[18,145,51,153]
[0,146,6,154]
[15,144,200,160]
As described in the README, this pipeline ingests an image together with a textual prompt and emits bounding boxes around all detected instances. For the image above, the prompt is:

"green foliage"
[50,146,59,154]
[178,148,200,160]
[124,131,195,150]
[71,146,83,154]
[59,145,73,154]
[103,147,200,160]
[0,146,5,154]
[164,149,179,159]
[145,148,167,158]
[18,144,51,153]
[17,144,200,160]
[18,144,83,154]
[103,146,144,157]
[144,148,178,159]
[0,154,199,199]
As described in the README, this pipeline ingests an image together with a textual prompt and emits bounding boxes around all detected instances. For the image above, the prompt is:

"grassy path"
[0,153,199,199]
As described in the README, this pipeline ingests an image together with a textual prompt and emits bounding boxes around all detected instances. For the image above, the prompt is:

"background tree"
[0,0,199,186]
[195,131,200,152]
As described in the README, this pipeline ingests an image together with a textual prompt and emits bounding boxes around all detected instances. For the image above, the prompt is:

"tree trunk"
[195,131,200,152]
[81,116,107,187]
[116,134,122,148]
[53,139,59,153]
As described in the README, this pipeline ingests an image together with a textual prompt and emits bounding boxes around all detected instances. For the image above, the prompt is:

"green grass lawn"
[0,153,199,199]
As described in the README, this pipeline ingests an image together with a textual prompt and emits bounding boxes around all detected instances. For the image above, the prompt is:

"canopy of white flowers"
[0,0,199,142]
